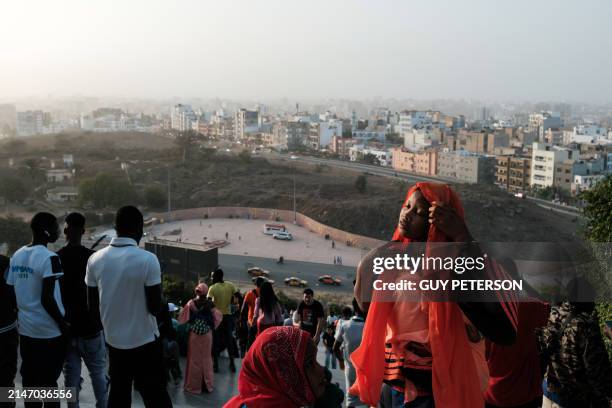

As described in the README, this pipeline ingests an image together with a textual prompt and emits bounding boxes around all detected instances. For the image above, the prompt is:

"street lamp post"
[167,166,171,218]
[293,165,297,224]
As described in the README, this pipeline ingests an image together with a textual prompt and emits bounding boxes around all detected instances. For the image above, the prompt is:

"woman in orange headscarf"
[350,182,518,408]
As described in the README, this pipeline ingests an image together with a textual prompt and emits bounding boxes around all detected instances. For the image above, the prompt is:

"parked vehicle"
[263,223,287,235]
[273,231,293,241]
[247,267,270,277]
[318,275,342,286]
[284,277,308,287]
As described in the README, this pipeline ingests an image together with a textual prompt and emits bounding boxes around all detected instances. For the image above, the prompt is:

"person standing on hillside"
[0,254,18,408]
[208,268,238,373]
[241,277,264,350]
[57,212,108,408]
[6,212,68,408]
[295,288,325,345]
[86,206,172,407]
[252,281,283,336]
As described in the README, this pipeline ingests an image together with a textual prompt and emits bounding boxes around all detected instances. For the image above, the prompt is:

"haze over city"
[2,0,612,103]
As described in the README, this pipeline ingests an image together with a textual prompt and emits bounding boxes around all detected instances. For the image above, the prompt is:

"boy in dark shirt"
[323,325,337,370]
[57,213,108,408]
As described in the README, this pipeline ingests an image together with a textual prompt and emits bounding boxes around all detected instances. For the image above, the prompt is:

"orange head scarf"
[349,182,484,407]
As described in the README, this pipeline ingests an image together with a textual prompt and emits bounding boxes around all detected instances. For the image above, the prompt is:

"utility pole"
[293,169,296,224]
[167,166,171,217]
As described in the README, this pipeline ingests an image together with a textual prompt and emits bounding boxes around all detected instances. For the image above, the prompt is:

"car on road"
[290,155,299,160]
[284,277,308,287]
[247,267,270,277]
[273,231,293,241]
[252,276,275,285]
[318,275,341,286]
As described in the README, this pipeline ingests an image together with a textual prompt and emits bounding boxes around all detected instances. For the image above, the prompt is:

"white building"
[46,169,74,183]
[530,142,578,189]
[403,126,441,148]
[318,120,343,148]
[572,174,606,195]
[47,186,78,202]
[17,110,44,136]
[353,129,386,144]
[62,154,74,167]
[171,104,196,131]
[528,112,562,141]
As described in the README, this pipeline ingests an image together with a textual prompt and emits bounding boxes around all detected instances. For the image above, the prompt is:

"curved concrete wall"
[151,207,384,251]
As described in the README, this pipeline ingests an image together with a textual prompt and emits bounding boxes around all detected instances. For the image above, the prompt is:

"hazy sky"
[2,0,611,102]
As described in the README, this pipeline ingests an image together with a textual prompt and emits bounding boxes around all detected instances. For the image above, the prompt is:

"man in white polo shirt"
[6,212,68,408]
[86,206,172,407]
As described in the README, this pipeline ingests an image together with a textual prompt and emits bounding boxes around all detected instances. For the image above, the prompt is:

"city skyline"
[2,0,612,103]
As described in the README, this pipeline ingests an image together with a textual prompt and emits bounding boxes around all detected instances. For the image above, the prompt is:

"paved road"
[272,154,583,218]
[218,253,356,294]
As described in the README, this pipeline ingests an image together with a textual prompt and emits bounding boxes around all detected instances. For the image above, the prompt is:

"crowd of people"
[1,181,611,408]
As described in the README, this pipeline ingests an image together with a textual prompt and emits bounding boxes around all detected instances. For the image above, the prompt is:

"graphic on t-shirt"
[302,308,314,326]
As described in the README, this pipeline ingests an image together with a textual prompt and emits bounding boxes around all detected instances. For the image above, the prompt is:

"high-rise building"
[171,104,196,131]
[16,110,44,136]
[234,108,259,140]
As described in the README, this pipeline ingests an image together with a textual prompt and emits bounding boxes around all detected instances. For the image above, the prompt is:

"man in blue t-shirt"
[6,212,68,406]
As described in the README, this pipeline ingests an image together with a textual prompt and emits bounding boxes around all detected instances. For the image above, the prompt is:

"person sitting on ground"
[351,182,518,408]
[178,282,222,394]
[224,326,344,408]
[252,281,283,336]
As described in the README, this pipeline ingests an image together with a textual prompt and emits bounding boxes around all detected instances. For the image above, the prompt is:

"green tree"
[144,185,167,210]
[0,177,30,203]
[579,175,612,359]
[359,153,379,166]
[174,130,199,163]
[238,150,252,163]
[580,175,612,242]
[0,216,31,254]
[355,174,367,193]
[385,132,403,145]
[78,173,138,209]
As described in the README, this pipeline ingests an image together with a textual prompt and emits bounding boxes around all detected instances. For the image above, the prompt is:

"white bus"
[263,223,287,235]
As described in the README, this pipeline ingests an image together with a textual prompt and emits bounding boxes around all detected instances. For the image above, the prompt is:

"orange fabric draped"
[349,182,485,407]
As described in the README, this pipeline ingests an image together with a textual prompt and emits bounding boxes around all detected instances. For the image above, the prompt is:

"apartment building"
[530,142,578,189]
[438,151,494,184]
[496,155,532,193]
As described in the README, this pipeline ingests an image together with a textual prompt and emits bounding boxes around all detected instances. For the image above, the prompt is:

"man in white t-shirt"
[6,212,68,406]
[85,205,171,408]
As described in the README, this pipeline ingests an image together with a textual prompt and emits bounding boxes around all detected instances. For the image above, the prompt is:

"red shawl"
[224,326,315,408]
[350,182,517,407]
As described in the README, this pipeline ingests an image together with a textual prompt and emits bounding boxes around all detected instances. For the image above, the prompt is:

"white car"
[273,231,293,241]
